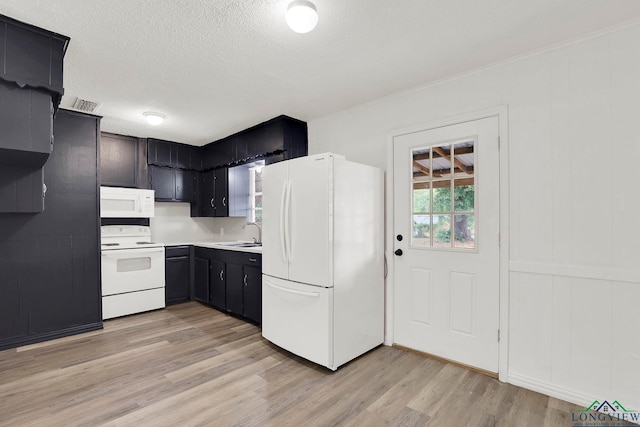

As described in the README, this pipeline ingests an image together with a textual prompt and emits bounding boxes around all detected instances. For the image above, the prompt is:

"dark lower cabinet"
[194,255,210,303]
[192,247,262,323]
[243,263,262,323]
[209,259,226,311]
[165,246,191,305]
[226,263,244,315]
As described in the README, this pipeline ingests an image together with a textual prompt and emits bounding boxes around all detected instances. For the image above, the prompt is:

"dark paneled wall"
[0,109,102,350]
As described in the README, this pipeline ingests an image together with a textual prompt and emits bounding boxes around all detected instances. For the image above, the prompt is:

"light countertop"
[163,240,262,254]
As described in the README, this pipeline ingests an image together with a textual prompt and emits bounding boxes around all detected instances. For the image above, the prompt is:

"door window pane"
[432,215,451,247]
[454,180,474,211]
[411,140,476,250]
[412,215,431,247]
[454,214,475,249]
[432,185,451,213]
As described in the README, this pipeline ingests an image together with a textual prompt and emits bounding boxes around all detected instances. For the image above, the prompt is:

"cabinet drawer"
[165,245,190,257]
[225,250,261,266]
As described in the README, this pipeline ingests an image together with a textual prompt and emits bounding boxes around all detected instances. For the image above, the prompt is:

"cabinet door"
[175,144,191,169]
[193,257,210,303]
[209,259,226,311]
[214,168,229,217]
[283,119,308,160]
[225,262,244,314]
[243,264,262,323]
[150,166,175,200]
[190,146,202,171]
[198,171,216,216]
[175,169,197,202]
[157,140,173,166]
[100,133,138,188]
[165,255,190,305]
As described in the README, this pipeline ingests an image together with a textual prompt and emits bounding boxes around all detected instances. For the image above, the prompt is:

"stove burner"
[102,243,120,246]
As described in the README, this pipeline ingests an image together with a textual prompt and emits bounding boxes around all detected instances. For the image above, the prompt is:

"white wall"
[150,203,260,244]
[308,23,640,409]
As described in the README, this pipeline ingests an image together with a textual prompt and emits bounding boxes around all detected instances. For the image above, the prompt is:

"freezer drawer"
[262,275,334,369]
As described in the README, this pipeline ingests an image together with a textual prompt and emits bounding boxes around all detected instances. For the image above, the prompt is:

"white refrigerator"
[262,152,384,370]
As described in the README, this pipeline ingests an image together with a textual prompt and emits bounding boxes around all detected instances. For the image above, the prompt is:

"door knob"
[394,249,403,256]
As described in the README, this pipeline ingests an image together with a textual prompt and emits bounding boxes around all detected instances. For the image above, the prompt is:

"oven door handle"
[101,248,165,257]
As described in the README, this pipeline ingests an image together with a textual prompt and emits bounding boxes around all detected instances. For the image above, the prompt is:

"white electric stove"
[100,225,165,320]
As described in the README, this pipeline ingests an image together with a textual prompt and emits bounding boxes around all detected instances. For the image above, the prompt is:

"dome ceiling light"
[143,111,165,126]
[286,0,318,34]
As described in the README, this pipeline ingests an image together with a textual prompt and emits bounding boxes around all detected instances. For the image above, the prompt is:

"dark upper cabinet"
[203,137,235,170]
[100,133,147,188]
[175,170,197,202]
[214,168,228,216]
[202,115,308,169]
[148,138,202,170]
[150,166,174,200]
[0,14,69,106]
[150,139,173,166]
[165,246,191,306]
[197,171,216,217]
[150,166,197,202]
[175,143,192,169]
[0,15,67,210]
[0,80,53,169]
[190,146,202,170]
[196,168,228,217]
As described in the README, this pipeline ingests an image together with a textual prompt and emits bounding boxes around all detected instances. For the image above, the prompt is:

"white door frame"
[385,106,510,381]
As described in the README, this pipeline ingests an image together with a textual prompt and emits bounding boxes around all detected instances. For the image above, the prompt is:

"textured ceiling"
[1,0,640,145]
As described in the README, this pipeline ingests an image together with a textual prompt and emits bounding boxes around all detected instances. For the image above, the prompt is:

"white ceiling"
[1,0,640,146]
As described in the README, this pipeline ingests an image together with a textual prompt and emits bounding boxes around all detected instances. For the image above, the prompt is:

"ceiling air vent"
[71,97,101,113]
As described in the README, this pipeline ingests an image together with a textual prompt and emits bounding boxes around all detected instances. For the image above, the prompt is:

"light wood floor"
[0,302,589,426]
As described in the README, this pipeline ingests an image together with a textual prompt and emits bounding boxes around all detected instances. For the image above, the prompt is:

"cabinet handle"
[210,198,215,208]
[243,274,247,286]
[222,196,227,207]
[220,270,224,281]
[249,258,257,262]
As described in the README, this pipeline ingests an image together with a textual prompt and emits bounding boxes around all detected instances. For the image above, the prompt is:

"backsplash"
[150,203,260,244]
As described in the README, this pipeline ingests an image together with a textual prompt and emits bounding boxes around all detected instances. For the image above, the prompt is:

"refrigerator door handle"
[265,280,320,298]
[280,181,288,262]
[284,179,293,263]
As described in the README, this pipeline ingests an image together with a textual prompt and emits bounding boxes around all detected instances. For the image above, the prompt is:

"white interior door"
[393,116,500,373]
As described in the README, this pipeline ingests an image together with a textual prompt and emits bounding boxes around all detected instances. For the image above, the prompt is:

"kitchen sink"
[217,242,262,248]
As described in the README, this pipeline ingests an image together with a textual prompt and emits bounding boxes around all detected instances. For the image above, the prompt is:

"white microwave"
[100,186,155,218]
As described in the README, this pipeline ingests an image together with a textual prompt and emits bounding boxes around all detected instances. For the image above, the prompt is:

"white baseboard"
[508,371,594,408]
[508,371,640,425]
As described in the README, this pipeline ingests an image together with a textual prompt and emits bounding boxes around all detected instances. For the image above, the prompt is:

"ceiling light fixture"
[286,0,318,34]
[143,111,165,126]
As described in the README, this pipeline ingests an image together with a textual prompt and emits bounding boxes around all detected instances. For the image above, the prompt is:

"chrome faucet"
[248,222,262,244]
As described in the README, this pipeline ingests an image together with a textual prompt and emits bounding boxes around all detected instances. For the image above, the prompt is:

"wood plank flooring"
[0,302,593,426]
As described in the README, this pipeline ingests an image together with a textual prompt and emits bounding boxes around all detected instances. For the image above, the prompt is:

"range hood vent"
[72,97,101,113]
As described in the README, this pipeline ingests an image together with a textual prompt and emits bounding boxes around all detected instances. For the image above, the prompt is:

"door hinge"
[497,136,501,151]
[498,329,501,341]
